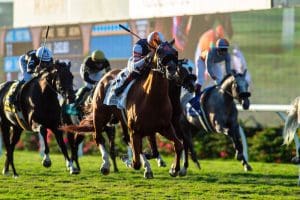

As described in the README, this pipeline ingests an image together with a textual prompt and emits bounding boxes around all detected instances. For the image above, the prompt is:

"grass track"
[0,151,299,199]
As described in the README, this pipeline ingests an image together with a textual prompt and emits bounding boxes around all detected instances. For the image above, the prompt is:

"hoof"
[70,168,80,175]
[179,168,187,177]
[244,164,253,172]
[42,159,52,168]
[13,174,19,179]
[100,167,110,175]
[236,153,244,161]
[158,160,167,168]
[2,169,9,176]
[144,171,154,179]
[113,168,119,173]
[291,156,300,164]
[169,168,178,177]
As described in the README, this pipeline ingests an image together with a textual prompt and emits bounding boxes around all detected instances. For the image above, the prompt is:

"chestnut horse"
[61,41,183,178]
[0,61,75,177]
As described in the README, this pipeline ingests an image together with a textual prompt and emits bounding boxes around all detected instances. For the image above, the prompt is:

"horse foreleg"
[145,135,166,167]
[51,127,75,173]
[229,125,252,172]
[160,124,183,177]
[140,153,153,179]
[39,126,52,168]
[1,123,11,176]
[130,132,142,170]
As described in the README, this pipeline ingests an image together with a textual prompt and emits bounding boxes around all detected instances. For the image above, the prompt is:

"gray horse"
[180,70,252,174]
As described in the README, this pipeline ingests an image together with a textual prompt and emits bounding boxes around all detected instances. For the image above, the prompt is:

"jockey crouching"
[66,50,111,115]
[187,38,231,117]
[10,47,53,111]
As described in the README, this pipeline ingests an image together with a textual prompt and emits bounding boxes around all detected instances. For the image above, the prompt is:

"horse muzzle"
[239,92,251,99]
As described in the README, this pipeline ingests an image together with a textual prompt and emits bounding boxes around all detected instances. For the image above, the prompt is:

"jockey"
[114,31,165,96]
[10,47,53,109]
[34,46,54,73]
[188,38,231,117]
[67,50,111,115]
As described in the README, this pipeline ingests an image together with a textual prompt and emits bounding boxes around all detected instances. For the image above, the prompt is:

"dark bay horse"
[180,70,252,173]
[0,61,75,177]
[62,41,183,178]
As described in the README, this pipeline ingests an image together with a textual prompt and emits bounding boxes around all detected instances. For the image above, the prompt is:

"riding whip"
[118,24,155,50]
[38,26,50,67]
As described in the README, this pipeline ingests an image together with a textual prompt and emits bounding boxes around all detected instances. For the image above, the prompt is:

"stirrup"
[186,103,201,117]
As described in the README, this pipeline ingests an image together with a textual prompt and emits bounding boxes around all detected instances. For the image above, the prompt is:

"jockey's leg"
[115,71,140,96]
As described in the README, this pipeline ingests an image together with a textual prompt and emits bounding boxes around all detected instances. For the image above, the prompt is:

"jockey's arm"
[205,51,216,80]
[103,59,111,72]
[225,53,231,75]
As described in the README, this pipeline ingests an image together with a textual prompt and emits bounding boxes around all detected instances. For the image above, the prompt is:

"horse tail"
[60,114,95,133]
[282,97,300,145]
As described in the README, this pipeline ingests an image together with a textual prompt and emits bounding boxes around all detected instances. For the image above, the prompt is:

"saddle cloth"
[103,68,135,110]
[181,87,214,132]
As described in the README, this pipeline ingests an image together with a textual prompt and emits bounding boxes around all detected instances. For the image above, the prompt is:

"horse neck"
[38,73,58,98]
[142,70,169,101]
[219,76,234,100]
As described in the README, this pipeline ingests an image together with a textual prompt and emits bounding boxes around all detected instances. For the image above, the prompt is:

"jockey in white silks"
[231,46,251,86]
[187,38,232,117]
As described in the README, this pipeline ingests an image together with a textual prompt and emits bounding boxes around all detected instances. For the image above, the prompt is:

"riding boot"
[115,71,140,96]
[187,84,202,117]
[66,87,90,115]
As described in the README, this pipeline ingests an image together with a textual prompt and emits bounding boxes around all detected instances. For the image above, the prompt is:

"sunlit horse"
[0,60,75,177]
[143,60,200,174]
[61,41,183,178]
[180,70,252,173]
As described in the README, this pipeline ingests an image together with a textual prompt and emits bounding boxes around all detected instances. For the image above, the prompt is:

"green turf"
[0,151,299,199]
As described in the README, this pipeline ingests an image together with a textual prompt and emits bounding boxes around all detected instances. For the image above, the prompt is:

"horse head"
[154,40,178,80]
[43,60,75,104]
[220,70,251,110]
[231,70,251,109]
[175,59,196,92]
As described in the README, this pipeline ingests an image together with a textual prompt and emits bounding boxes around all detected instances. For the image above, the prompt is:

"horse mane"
[219,74,232,85]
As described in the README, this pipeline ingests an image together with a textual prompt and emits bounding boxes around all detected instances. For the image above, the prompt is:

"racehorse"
[282,96,300,164]
[61,87,118,174]
[61,41,183,178]
[0,60,75,177]
[180,70,252,172]
[143,60,200,175]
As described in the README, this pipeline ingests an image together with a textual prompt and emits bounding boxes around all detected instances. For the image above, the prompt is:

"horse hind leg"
[1,122,12,176]
[104,125,119,173]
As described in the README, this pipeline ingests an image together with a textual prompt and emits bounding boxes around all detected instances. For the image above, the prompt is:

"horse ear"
[231,69,237,75]
[243,69,247,76]
[169,38,175,46]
